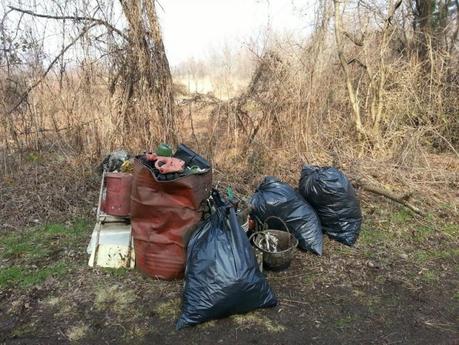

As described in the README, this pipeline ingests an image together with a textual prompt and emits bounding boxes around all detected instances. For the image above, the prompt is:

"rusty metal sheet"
[130,158,212,280]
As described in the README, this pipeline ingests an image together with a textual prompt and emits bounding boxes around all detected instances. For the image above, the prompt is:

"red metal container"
[130,159,212,280]
[101,172,133,217]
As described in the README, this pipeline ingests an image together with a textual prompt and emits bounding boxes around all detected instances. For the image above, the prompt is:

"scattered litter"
[99,149,130,173]
[155,143,173,157]
[299,165,362,246]
[120,160,134,173]
[140,144,211,181]
[87,221,134,269]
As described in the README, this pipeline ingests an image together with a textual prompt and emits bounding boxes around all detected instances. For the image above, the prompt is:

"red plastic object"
[130,159,212,280]
[101,173,133,217]
[145,153,185,174]
[154,157,185,174]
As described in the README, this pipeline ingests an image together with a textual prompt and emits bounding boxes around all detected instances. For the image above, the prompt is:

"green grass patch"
[0,219,89,262]
[420,269,439,283]
[359,225,397,246]
[391,209,413,224]
[435,247,459,260]
[102,267,130,278]
[48,219,88,236]
[412,247,459,265]
[25,152,42,163]
[11,322,37,338]
[231,312,286,333]
[0,261,71,288]
[411,225,435,243]
[413,250,430,264]
[0,219,89,289]
[153,298,180,321]
[442,223,459,237]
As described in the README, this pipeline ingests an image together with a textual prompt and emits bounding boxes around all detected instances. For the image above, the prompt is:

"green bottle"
[156,143,173,157]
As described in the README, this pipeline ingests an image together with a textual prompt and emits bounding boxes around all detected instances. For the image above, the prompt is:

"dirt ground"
[0,148,458,345]
[0,197,458,345]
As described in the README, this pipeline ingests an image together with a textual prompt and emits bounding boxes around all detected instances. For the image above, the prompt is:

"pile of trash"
[87,145,362,329]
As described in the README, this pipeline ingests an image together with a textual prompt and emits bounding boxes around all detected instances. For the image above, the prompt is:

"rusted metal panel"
[101,173,132,217]
[130,158,212,280]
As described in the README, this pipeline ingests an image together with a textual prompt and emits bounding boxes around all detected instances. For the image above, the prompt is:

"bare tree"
[333,0,402,143]
[7,0,177,145]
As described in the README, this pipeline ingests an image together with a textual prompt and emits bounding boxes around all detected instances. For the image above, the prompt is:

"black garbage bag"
[176,205,277,330]
[249,176,323,255]
[298,165,362,246]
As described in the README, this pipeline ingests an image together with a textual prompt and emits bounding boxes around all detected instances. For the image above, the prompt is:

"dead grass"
[231,312,286,333]
[154,298,181,321]
[66,323,89,342]
[95,285,137,315]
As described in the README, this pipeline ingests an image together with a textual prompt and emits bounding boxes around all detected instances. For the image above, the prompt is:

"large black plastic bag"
[249,176,323,255]
[176,205,277,330]
[298,165,362,246]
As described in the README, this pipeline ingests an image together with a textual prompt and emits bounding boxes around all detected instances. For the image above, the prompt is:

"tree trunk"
[119,0,176,144]
[333,0,366,140]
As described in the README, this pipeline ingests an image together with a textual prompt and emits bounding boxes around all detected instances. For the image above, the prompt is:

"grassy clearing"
[360,206,458,249]
[0,219,89,288]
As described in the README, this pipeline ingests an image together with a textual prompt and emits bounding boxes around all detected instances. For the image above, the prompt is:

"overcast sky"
[158,0,314,65]
[1,0,315,67]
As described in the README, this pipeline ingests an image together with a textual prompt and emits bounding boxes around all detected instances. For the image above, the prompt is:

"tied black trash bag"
[298,165,362,246]
[176,205,277,330]
[249,176,323,255]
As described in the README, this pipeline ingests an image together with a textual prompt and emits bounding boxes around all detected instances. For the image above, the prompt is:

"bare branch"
[343,31,364,46]
[6,24,97,115]
[8,5,129,42]
[386,0,402,24]
[347,58,367,69]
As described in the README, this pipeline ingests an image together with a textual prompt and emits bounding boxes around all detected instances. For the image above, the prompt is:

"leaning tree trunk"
[119,0,176,145]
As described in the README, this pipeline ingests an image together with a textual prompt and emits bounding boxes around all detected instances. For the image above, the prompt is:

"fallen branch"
[353,177,425,216]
